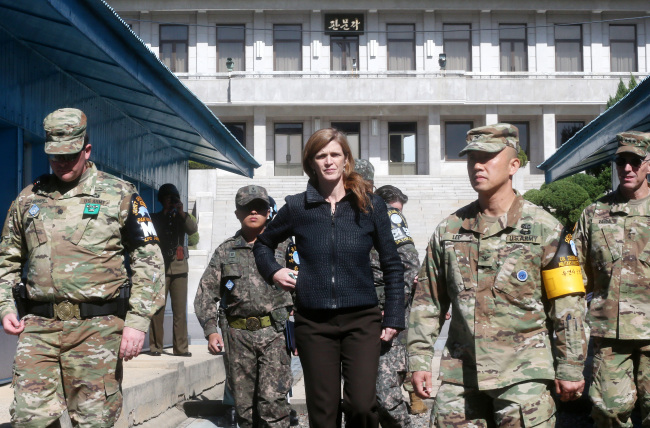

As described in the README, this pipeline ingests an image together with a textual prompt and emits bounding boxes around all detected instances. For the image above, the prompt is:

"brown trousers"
[149,273,189,354]
[295,305,382,428]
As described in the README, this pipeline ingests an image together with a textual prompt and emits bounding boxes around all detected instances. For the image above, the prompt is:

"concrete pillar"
[485,107,498,126]
[583,20,592,73]
[310,11,323,71]
[639,18,650,73]
[535,11,549,72]
[369,117,382,175]
[254,11,267,71]
[590,12,604,72]
[140,11,152,51]
[253,107,268,176]
[196,11,208,74]
[479,11,494,73]
[423,11,436,71]
[428,106,441,176]
[542,107,556,162]
[367,10,380,72]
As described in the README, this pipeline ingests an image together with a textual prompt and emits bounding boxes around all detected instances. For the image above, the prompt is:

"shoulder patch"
[387,207,414,247]
[124,193,159,248]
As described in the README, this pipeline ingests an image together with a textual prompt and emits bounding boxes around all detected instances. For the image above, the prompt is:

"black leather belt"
[25,299,122,320]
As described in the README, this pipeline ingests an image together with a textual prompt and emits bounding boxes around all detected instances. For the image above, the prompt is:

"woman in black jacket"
[254,128,404,428]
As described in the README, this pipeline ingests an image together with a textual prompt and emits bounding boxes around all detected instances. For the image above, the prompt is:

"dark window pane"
[556,121,584,148]
[224,123,246,147]
[445,122,473,160]
[444,24,471,71]
[389,122,417,133]
[161,25,187,40]
[510,122,529,155]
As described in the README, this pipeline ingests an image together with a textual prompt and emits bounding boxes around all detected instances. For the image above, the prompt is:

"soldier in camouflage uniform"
[0,108,165,428]
[574,131,650,427]
[372,185,420,427]
[354,159,421,426]
[194,185,293,428]
[407,124,587,427]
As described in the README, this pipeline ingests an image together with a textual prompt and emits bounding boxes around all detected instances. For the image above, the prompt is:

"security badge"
[28,204,40,217]
[83,203,101,216]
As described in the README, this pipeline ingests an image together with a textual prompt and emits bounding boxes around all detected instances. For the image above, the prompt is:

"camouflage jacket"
[194,231,293,338]
[0,162,165,332]
[408,194,587,390]
[574,189,650,339]
[371,204,419,309]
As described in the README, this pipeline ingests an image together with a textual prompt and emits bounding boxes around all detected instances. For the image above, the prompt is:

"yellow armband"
[542,228,585,299]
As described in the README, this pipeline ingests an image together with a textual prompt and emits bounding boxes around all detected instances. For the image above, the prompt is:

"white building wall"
[111,0,650,343]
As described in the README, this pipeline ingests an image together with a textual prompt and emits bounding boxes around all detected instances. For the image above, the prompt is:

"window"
[556,121,584,148]
[443,24,471,71]
[500,24,527,72]
[274,25,302,71]
[160,25,188,72]
[217,25,245,72]
[274,124,303,176]
[331,36,359,71]
[331,122,360,159]
[388,123,417,175]
[387,24,415,71]
[610,25,637,72]
[445,122,473,160]
[224,123,246,148]
[509,122,530,157]
[555,25,582,72]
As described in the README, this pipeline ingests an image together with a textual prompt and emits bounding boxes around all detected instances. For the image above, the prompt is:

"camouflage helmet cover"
[235,185,270,208]
[354,159,375,182]
[43,108,87,155]
[615,131,650,158]
[459,123,520,157]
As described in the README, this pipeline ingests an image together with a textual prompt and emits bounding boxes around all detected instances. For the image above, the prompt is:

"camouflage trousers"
[590,337,650,427]
[225,322,291,428]
[376,331,411,428]
[11,314,123,428]
[432,381,555,428]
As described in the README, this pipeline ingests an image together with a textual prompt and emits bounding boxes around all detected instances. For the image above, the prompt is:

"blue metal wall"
[0,26,189,214]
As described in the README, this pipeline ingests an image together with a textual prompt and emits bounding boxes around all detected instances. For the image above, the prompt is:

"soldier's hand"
[380,327,398,342]
[272,268,297,291]
[555,379,585,402]
[412,370,433,399]
[120,326,145,361]
[208,333,224,354]
[1,313,25,335]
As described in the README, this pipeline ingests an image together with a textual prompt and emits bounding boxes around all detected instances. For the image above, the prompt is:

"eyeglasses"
[48,151,82,163]
[614,156,648,168]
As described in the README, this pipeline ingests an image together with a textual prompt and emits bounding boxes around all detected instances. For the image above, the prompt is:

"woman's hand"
[380,327,398,342]
[272,268,298,291]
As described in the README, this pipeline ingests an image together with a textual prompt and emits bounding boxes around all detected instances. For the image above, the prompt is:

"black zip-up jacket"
[253,181,405,329]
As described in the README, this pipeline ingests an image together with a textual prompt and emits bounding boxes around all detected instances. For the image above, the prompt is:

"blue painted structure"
[0,0,259,384]
[539,75,650,183]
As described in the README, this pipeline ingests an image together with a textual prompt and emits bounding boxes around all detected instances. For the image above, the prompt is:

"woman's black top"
[253,181,405,329]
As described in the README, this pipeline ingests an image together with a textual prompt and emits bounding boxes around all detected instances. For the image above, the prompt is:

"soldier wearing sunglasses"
[573,131,650,426]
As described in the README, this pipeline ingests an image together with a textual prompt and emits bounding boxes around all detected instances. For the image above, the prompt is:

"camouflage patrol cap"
[459,123,520,157]
[235,185,270,208]
[354,159,375,182]
[615,131,650,158]
[43,108,87,155]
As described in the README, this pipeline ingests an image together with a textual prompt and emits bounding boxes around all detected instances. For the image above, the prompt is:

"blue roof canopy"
[0,0,259,177]
[538,75,650,183]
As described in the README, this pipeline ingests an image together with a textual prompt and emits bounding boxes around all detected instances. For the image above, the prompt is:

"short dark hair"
[375,185,408,205]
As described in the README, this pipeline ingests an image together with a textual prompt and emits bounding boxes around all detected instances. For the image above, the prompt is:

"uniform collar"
[462,191,524,235]
[609,188,650,216]
[38,161,98,199]
[232,230,255,248]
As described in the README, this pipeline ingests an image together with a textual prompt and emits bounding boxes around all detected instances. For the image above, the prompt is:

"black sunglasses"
[615,156,647,168]
[48,152,82,163]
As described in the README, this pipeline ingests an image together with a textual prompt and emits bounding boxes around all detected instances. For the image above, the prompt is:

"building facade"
[112,0,649,180]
